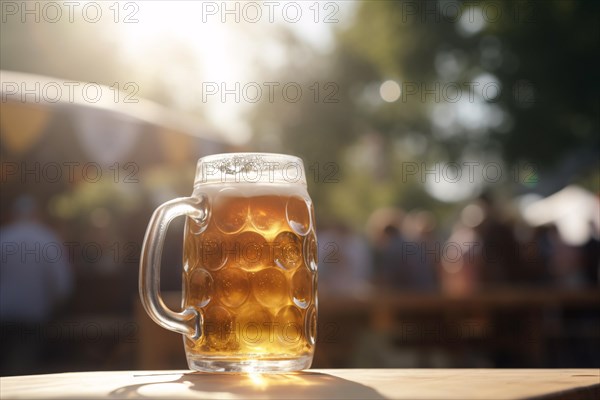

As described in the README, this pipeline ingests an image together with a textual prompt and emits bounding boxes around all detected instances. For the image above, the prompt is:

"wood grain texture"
[1,369,598,399]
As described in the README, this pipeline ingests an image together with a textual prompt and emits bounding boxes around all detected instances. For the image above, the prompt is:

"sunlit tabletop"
[1,369,598,399]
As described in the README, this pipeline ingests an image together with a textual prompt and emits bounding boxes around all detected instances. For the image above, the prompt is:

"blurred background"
[1,0,598,375]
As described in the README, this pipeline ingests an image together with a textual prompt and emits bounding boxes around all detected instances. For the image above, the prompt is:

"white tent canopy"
[522,185,600,246]
[0,70,231,144]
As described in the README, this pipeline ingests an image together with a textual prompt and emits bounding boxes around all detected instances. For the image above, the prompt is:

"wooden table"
[1,369,598,399]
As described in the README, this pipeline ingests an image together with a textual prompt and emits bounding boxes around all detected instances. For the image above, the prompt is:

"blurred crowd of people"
[1,185,598,373]
[318,186,600,298]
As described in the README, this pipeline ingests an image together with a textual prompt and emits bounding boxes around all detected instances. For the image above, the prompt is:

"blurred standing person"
[546,225,587,288]
[318,221,372,297]
[0,196,73,374]
[380,225,404,287]
[474,194,520,285]
[440,219,482,296]
[401,209,439,292]
[440,201,488,296]
[367,207,405,290]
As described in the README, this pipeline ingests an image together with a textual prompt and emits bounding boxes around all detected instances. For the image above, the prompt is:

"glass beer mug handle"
[139,196,206,339]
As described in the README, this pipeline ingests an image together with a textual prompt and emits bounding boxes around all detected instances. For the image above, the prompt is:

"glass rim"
[194,152,307,186]
[197,152,303,165]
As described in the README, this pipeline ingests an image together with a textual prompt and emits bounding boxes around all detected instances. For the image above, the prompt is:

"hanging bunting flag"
[0,101,51,155]
[73,108,141,168]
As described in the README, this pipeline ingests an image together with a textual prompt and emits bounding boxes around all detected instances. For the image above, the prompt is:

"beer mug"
[139,153,318,372]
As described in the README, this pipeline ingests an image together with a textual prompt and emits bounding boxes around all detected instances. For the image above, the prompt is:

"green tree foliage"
[249,0,599,227]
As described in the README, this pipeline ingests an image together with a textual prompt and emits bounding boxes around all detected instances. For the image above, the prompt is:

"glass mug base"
[186,354,314,373]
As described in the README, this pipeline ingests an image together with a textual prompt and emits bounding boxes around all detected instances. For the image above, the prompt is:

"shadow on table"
[109,371,386,399]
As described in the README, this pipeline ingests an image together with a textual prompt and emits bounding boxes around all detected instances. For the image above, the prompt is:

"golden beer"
[182,185,317,367]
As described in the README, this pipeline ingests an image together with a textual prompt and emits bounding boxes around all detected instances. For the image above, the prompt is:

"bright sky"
[116,1,354,145]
